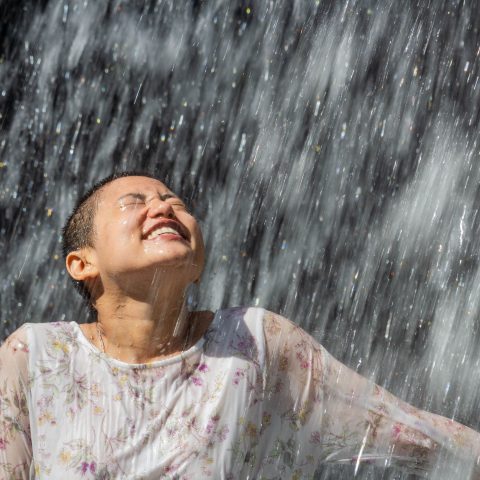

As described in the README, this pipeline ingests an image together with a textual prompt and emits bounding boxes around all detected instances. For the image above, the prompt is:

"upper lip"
[142,219,189,240]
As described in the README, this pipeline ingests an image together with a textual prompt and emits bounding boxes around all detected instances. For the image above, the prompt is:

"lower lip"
[144,234,188,243]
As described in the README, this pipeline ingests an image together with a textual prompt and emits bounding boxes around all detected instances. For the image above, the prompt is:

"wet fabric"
[0,307,478,479]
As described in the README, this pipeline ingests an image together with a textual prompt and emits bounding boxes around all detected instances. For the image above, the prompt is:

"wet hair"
[61,170,162,306]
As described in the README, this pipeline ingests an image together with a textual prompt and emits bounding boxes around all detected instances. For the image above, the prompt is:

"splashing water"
[1,1,480,478]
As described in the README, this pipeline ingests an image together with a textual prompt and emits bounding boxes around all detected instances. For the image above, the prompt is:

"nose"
[146,198,175,218]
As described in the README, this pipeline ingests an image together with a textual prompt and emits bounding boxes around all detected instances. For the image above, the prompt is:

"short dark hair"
[61,170,162,306]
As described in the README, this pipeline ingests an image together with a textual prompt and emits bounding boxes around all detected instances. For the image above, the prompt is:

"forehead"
[99,176,174,201]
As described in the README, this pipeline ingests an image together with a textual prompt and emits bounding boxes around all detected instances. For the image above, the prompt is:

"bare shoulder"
[78,322,95,339]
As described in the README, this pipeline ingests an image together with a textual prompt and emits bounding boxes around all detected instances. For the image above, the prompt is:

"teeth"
[146,226,181,240]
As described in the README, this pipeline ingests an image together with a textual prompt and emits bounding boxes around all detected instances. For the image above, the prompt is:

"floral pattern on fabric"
[0,307,479,479]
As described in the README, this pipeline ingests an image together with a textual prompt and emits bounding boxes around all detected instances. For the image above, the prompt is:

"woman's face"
[86,175,205,294]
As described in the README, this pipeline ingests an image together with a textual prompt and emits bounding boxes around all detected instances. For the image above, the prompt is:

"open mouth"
[142,221,189,242]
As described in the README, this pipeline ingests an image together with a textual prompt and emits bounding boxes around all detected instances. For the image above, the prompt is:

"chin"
[142,253,197,272]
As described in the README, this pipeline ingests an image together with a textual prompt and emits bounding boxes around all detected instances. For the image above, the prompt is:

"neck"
[94,284,193,363]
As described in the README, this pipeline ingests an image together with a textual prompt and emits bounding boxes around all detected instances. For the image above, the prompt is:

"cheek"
[119,207,144,229]
[99,217,140,252]
[188,219,204,246]
[192,224,206,261]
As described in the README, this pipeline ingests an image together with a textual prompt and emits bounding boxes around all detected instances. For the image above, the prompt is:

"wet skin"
[86,175,205,294]
[67,176,214,362]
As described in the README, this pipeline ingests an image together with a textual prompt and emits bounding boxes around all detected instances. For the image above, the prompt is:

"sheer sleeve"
[263,310,480,477]
[0,325,32,479]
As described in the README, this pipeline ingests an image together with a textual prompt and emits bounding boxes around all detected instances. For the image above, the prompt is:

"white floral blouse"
[0,307,479,479]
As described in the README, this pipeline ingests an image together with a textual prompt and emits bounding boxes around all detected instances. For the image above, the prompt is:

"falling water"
[1,1,480,478]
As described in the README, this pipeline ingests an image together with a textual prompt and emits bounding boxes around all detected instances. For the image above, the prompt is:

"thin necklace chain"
[96,321,106,353]
[95,313,193,357]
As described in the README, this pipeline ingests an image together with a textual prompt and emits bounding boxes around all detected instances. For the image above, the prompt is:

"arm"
[263,311,480,477]
[321,346,480,476]
[0,325,32,479]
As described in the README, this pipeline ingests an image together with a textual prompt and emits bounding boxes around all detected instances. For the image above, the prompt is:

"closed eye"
[117,192,190,211]
[119,194,146,209]
[170,202,187,208]
[165,197,189,210]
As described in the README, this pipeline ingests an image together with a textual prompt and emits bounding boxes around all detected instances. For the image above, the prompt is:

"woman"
[1,172,479,479]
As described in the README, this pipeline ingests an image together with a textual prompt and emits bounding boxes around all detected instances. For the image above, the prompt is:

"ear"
[65,249,99,282]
